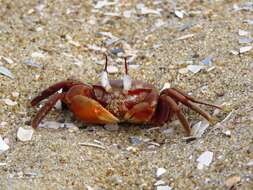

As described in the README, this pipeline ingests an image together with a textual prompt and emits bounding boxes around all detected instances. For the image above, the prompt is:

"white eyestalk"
[101,54,112,92]
[123,57,132,91]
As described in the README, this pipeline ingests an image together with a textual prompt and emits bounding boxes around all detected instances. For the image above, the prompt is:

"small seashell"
[17,127,33,141]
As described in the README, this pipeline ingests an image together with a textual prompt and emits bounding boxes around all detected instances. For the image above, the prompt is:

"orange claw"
[68,95,119,124]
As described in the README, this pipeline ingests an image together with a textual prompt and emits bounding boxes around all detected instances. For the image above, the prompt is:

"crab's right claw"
[69,95,119,124]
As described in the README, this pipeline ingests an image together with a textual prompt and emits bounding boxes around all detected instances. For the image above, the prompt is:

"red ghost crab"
[31,55,221,136]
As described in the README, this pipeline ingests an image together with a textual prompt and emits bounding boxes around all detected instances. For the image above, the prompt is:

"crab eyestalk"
[123,57,132,91]
[101,54,112,92]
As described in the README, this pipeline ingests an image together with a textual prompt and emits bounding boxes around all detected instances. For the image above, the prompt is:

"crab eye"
[100,54,112,92]
[101,71,111,92]
[123,57,132,91]
[123,74,132,91]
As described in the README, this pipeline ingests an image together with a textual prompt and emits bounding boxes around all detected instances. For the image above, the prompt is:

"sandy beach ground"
[0,0,252,189]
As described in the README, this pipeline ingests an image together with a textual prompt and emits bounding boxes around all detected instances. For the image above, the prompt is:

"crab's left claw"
[68,95,119,124]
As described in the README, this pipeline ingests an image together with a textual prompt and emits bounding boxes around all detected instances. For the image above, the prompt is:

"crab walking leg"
[31,80,82,106]
[32,93,66,129]
[161,88,215,123]
[160,95,191,136]
[171,88,222,109]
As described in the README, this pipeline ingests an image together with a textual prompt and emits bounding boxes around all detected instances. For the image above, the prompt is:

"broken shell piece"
[187,65,204,74]
[156,168,166,178]
[174,10,184,18]
[239,46,252,53]
[38,121,62,129]
[191,120,209,138]
[3,99,17,106]
[238,29,250,36]
[17,127,34,141]
[197,151,213,170]
[1,56,14,64]
[0,136,9,153]
[0,66,14,79]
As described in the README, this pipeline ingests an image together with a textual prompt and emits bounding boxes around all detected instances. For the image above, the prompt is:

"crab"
[31,55,221,136]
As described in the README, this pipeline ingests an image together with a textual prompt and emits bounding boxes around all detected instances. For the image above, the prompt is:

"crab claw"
[68,95,119,124]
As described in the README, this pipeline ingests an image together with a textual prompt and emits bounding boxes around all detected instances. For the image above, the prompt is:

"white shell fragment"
[156,168,166,178]
[38,121,62,129]
[0,66,14,79]
[187,65,204,74]
[94,0,115,9]
[154,180,166,186]
[174,10,184,18]
[31,51,46,58]
[176,34,194,41]
[156,186,173,190]
[17,127,34,141]
[0,136,9,153]
[191,120,209,138]
[1,56,14,64]
[197,151,213,170]
[136,3,161,16]
[238,29,250,36]
[123,74,132,91]
[239,37,253,44]
[160,82,171,92]
[107,65,118,74]
[239,46,252,54]
[3,99,17,106]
